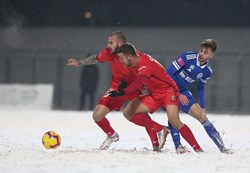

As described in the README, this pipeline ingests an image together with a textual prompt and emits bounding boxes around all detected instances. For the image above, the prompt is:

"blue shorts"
[180,90,196,114]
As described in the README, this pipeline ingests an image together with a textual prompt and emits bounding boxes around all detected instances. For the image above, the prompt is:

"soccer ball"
[42,131,61,149]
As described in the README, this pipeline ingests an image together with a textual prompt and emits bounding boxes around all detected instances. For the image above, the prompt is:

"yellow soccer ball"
[42,131,61,149]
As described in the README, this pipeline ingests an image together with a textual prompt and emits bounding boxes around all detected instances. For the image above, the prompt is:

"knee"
[168,116,183,130]
[194,111,207,123]
[92,111,103,122]
[189,104,208,123]
[123,108,135,121]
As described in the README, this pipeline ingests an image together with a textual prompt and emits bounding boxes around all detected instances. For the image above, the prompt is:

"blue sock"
[168,121,182,149]
[202,120,225,151]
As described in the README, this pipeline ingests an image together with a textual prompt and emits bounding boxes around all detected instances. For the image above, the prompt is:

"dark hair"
[109,31,126,43]
[116,43,137,56]
[200,39,217,52]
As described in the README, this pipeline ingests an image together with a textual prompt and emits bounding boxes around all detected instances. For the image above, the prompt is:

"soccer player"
[166,39,232,154]
[109,43,203,152]
[67,31,168,151]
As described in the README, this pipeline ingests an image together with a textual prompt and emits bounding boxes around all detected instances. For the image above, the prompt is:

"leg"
[181,90,228,152]
[145,125,159,150]
[94,92,126,150]
[93,104,114,136]
[168,121,182,149]
[188,103,226,152]
[123,98,151,119]
[187,103,207,123]
[124,99,160,150]
[124,98,169,151]
[168,121,189,154]
[123,99,164,133]
[166,104,202,152]
[93,104,119,150]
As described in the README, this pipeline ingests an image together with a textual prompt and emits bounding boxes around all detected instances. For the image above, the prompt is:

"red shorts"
[98,89,140,111]
[139,89,179,113]
[127,90,141,101]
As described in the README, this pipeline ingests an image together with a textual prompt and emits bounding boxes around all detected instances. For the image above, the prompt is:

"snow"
[0,110,250,173]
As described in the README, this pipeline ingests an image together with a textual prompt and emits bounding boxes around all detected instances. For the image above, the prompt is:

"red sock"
[145,114,159,146]
[130,113,163,132]
[179,124,202,151]
[145,127,159,146]
[130,113,159,146]
[95,117,115,136]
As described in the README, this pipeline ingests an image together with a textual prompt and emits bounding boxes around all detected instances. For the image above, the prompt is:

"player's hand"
[67,58,80,67]
[108,90,125,98]
[179,94,189,105]
[118,80,127,91]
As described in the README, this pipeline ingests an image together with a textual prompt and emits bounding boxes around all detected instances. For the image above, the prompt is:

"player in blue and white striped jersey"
[166,39,232,154]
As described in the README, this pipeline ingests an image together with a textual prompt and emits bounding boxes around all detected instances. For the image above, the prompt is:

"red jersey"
[96,48,130,89]
[129,52,179,100]
[96,48,139,111]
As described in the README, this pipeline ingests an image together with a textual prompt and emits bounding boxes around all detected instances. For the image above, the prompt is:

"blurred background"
[0,0,249,113]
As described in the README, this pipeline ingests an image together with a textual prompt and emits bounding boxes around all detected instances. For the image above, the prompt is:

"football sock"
[95,117,115,136]
[130,113,159,146]
[146,127,159,146]
[202,120,225,151]
[168,121,182,149]
[179,124,202,151]
[146,114,159,146]
[130,113,163,132]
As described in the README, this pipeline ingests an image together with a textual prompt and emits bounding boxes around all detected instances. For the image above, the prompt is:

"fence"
[1,27,250,113]
[0,49,249,113]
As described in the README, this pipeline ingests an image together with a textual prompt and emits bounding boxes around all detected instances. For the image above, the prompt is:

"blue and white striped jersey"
[166,52,213,108]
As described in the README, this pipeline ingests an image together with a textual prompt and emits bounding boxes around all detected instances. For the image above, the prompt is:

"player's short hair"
[116,43,137,56]
[109,31,126,43]
[200,39,217,52]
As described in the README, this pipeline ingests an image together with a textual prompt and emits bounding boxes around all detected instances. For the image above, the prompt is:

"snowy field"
[0,110,250,173]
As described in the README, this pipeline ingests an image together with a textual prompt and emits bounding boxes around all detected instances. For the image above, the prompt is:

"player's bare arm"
[67,54,98,67]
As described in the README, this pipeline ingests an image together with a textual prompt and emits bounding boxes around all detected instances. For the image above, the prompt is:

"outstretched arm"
[124,75,148,94]
[108,75,148,97]
[67,54,98,67]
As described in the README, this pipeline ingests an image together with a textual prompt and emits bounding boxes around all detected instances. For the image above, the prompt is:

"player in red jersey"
[109,43,203,152]
[67,31,169,151]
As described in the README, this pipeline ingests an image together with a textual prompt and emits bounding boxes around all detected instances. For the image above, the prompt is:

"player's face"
[118,53,132,67]
[107,35,122,54]
[198,47,214,65]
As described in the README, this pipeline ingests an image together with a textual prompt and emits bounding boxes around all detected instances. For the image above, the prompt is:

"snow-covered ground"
[0,110,249,173]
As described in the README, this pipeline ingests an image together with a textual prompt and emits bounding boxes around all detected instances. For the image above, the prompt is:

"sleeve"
[166,63,178,79]
[197,67,212,108]
[197,81,205,108]
[166,53,187,77]
[138,62,153,78]
[96,48,111,62]
[124,75,148,94]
